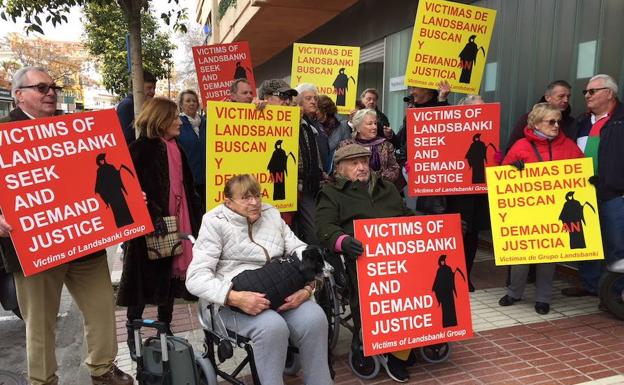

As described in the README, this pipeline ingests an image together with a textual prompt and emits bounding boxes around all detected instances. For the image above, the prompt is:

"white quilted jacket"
[186,203,307,305]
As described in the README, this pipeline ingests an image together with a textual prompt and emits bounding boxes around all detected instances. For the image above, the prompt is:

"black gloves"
[341,236,363,260]
[588,175,599,186]
[153,217,168,236]
[511,160,525,171]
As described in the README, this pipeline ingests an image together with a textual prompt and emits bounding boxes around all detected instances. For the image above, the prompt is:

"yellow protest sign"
[291,43,360,115]
[206,102,299,212]
[405,0,496,94]
[486,158,603,265]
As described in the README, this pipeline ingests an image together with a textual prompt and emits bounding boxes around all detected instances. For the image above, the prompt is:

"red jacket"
[503,126,583,165]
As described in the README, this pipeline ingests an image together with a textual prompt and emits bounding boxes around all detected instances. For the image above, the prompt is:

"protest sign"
[291,43,360,115]
[0,110,153,276]
[355,214,472,356]
[192,41,256,105]
[405,0,496,94]
[407,103,499,196]
[206,102,299,211]
[487,158,603,265]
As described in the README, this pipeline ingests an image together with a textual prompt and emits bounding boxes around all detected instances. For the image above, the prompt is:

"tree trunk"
[120,0,144,139]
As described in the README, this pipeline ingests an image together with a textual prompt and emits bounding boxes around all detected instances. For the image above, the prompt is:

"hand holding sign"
[342,236,363,260]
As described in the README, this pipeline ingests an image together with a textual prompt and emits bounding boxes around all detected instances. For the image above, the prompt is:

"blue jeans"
[580,196,624,292]
[599,196,624,265]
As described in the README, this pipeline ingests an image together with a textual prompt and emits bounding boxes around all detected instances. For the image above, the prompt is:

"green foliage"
[0,0,93,34]
[218,0,236,20]
[82,2,174,96]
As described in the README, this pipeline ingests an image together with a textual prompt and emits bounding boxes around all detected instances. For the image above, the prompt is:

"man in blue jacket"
[116,70,157,145]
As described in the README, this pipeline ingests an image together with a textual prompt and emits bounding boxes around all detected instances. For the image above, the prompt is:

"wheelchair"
[193,300,302,385]
[314,252,452,380]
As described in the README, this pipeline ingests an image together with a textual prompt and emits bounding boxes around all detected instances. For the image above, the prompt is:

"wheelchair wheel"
[599,271,624,320]
[194,352,218,385]
[315,276,341,351]
[419,343,451,363]
[348,350,380,379]
[283,349,301,376]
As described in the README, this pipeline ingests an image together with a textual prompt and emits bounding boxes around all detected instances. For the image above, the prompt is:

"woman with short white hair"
[337,108,400,182]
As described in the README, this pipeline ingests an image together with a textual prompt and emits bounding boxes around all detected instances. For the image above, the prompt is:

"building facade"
[197,0,624,143]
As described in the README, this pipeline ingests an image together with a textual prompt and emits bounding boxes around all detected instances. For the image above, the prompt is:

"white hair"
[457,94,484,105]
[294,83,318,104]
[11,66,48,103]
[351,108,377,130]
[590,74,619,94]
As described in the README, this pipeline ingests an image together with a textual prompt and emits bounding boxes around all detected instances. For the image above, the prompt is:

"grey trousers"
[218,300,333,385]
[507,263,556,303]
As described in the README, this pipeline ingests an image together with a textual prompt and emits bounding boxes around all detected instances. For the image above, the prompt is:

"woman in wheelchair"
[316,144,414,383]
[186,174,333,385]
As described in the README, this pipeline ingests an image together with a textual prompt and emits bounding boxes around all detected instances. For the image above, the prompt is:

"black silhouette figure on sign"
[332,68,356,107]
[94,153,135,228]
[267,140,296,200]
[233,61,251,80]
[432,254,466,328]
[458,35,486,84]
[465,133,497,183]
[558,191,596,249]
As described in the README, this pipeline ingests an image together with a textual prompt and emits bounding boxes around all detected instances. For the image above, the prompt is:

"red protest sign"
[407,103,500,196]
[0,110,153,276]
[192,42,256,105]
[355,214,472,356]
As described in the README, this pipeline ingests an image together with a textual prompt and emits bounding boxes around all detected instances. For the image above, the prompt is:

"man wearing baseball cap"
[315,143,414,383]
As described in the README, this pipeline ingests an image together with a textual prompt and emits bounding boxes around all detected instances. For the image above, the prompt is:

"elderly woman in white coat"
[186,174,333,385]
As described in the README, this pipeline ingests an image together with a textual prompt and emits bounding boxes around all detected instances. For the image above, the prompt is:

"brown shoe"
[91,365,134,385]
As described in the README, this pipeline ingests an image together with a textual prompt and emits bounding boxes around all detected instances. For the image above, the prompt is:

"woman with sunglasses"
[498,102,584,315]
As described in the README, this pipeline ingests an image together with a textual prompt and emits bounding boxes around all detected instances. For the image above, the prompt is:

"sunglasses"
[582,87,609,96]
[270,91,292,101]
[19,83,63,95]
[542,119,562,126]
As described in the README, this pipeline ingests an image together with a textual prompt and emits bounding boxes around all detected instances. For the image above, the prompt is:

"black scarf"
[300,116,322,195]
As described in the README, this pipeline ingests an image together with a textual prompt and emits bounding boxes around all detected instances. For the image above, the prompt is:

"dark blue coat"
[177,115,206,186]
[116,94,136,145]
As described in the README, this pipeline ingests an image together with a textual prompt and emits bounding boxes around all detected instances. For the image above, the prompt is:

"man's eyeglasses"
[582,87,609,96]
[542,119,562,126]
[19,83,63,95]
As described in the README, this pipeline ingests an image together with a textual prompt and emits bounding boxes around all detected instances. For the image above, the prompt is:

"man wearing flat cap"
[315,143,414,383]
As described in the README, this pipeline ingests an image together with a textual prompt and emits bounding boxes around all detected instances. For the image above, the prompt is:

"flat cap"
[258,79,298,99]
[333,143,371,164]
